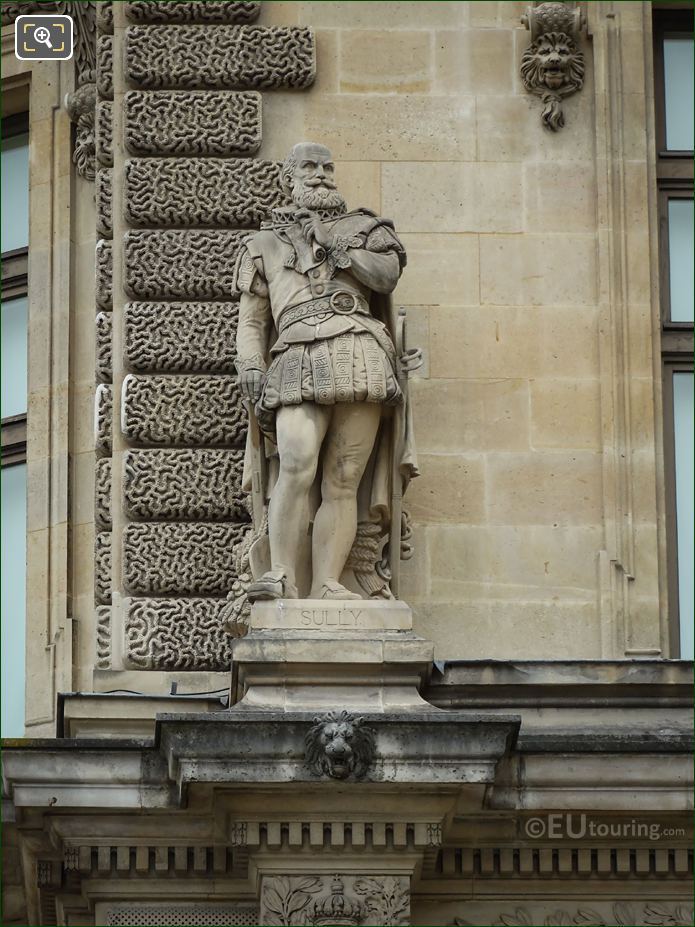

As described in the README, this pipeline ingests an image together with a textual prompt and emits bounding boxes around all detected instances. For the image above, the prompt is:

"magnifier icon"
[34,25,53,49]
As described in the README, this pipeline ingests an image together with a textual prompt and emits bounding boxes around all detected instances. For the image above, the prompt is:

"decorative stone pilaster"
[91,0,315,674]
[520,1,586,130]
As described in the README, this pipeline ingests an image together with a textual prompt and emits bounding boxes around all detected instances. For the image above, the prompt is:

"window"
[1,113,29,737]
[654,7,694,658]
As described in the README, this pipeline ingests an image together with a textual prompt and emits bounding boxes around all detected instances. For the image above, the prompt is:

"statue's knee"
[279,449,316,487]
[323,459,361,500]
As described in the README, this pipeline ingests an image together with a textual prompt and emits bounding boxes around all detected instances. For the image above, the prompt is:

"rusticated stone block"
[122,523,247,595]
[124,230,247,300]
[96,239,112,311]
[124,597,233,671]
[125,1,260,24]
[97,35,113,99]
[96,1,113,34]
[96,606,111,669]
[96,169,112,239]
[95,458,112,532]
[124,91,261,157]
[124,449,248,522]
[124,158,285,228]
[125,25,315,91]
[95,532,112,605]
[124,302,238,373]
[96,101,113,167]
[121,375,246,447]
[96,312,112,383]
[95,384,113,456]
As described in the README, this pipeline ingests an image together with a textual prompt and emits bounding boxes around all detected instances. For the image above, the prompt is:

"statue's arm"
[234,245,271,402]
[236,290,271,373]
[331,222,406,294]
[346,249,400,294]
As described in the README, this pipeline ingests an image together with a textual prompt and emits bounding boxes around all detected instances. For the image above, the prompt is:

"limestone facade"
[1,2,692,926]
[4,0,679,707]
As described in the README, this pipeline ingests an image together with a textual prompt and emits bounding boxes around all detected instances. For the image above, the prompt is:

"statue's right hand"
[238,369,263,403]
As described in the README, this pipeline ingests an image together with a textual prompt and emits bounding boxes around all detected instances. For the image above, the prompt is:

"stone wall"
[255,1,664,661]
[25,0,659,691]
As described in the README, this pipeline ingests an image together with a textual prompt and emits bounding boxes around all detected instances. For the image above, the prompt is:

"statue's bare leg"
[310,402,382,598]
[270,403,331,593]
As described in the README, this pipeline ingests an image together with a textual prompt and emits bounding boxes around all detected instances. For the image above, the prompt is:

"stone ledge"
[250,599,413,632]
[156,710,520,787]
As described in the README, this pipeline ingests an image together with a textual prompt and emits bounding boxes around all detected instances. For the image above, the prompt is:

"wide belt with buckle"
[278,291,369,333]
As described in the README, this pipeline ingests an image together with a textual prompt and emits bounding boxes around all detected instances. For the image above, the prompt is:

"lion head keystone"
[304,710,376,780]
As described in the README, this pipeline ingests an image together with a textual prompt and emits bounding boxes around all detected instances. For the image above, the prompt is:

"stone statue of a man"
[234,142,418,602]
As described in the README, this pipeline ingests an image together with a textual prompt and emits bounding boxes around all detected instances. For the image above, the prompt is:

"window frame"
[653,5,694,658]
[1,111,29,468]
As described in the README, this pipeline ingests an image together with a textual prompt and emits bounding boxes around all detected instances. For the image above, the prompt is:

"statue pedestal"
[231,599,435,712]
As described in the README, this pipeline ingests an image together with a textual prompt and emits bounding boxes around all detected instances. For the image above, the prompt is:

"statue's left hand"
[399,347,423,375]
[295,209,332,249]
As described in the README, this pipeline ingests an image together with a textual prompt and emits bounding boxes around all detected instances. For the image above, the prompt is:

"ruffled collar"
[268,202,348,226]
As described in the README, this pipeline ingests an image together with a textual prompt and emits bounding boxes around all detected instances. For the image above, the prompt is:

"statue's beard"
[292,180,346,212]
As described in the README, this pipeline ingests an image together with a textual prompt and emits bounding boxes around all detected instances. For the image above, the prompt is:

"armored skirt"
[257,331,402,431]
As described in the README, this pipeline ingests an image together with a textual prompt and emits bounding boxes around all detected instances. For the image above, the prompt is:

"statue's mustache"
[303,178,337,190]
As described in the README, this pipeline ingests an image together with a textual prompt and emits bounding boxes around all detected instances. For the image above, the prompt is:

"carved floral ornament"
[452,902,695,927]
[520,1,586,131]
[263,875,409,927]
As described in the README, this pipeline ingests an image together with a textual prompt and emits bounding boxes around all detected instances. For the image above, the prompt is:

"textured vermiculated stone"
[124,597,235,671]
[96,239,112,311]
[124,230,248,300]
[95,458,112,532]
[95,532,112,605]
[125,1,260,24]
[96,170,112,239]
[121,375,246,447]
[95,384,113,456]
[124,449,249,522]
[122,523,247,595]
[96,1,113,34]
[96,101,113,167]
[124,158,285,228]
[125,25,315,90]
[124,91,261,157]
[124,302,238,373]
[96,312,112,383]
[97,35,113,99]
[95,605,111,669]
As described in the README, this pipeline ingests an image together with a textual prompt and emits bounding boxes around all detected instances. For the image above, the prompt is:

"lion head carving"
[520,31,585,130]
[305,710,376,780]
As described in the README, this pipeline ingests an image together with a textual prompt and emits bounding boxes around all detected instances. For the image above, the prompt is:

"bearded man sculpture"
[234,142,419,603]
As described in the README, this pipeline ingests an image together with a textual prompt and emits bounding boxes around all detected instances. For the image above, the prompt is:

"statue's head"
[520,31,584,93]
[281,142,346,211]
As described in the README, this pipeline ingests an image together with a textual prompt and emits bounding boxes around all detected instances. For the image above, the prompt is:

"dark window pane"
[664,37,694,151]
[1,132,29,253]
